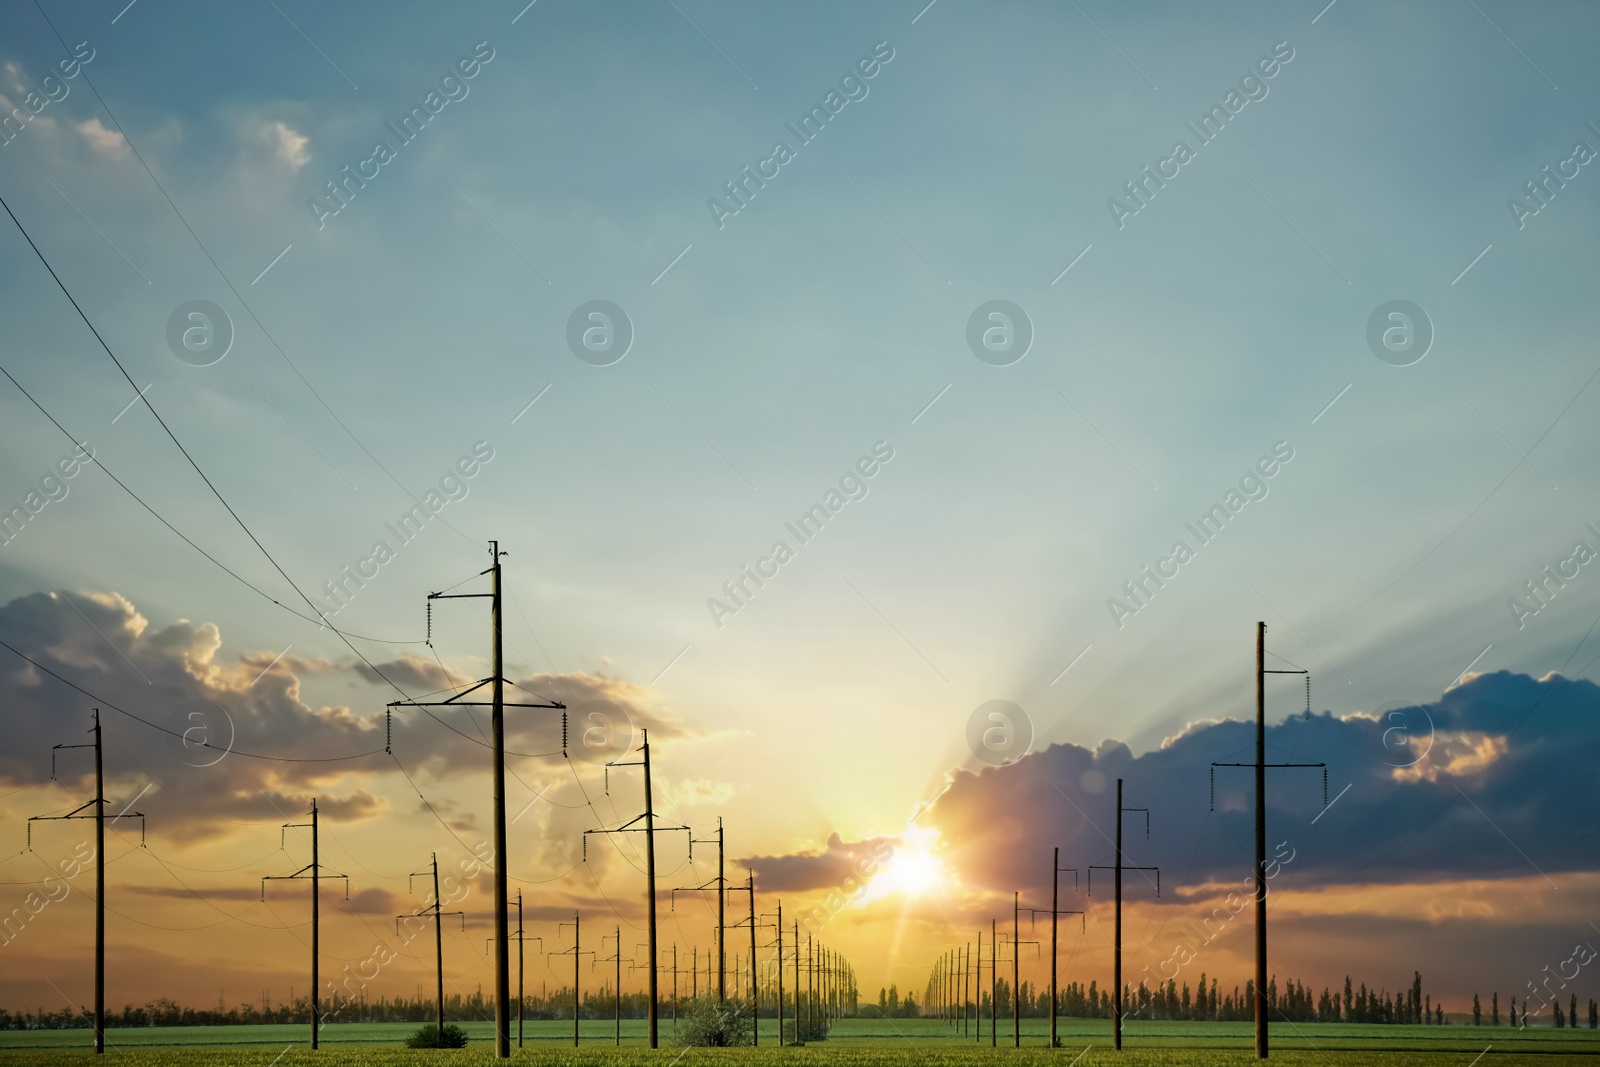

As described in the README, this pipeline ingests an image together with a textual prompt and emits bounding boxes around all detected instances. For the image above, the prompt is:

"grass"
[0,1017,1593,1062]
[0,1018,1595,1064]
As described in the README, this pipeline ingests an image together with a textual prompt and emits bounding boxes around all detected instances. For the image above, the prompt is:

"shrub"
[404,1023,469,1048]
[677,996,753,1047]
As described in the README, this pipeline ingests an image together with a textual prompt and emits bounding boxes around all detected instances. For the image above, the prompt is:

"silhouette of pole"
[1089,782,1158,1051]
[1255,620,1267,1059]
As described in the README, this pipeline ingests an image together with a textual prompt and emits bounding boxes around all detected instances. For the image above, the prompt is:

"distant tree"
[1510,999,1518,1028]
[1555,999,1565,1028]
[1471,994,1480,1025]
[1571,994,1578,1030]
[1492,992,1499,1027]
[1590,999,1598,1030]
[1412,972,1423,1025]
[1436,1004,1444,1025]
[877,987,888,1015]
[1425,995,1431,1024]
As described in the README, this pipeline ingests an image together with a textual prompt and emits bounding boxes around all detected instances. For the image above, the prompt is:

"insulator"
[425,600,432,646]
[603,767,609,795]
[582,836,587,862]
[1323,767,1329,808]
[1209,766,1215,812]
[1155,871,1161,898]
[385,708,392,754]
[561,711,568,756]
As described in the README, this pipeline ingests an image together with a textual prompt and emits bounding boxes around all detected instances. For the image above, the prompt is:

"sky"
[1,0,1599,1021]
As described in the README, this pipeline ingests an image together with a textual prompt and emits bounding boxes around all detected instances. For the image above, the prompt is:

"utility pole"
[390,542,566,1058]
[674,818,726,1001]
[28,710,145,1056]
[964,941,971,1037]
[1023,848,1084,1049]
[262,800,347,1049]
[489,895,539,1047]
[772,902,785,1045]
[1005,891,1040,1047]
[990,919,998,1048]
[1211,623,1324,1060]
[975,928,983,1044]
[1089,780,1160,1051]
[727,870,769,1044]
[399,854,464,1045]
[551,914,593,1047]
[582,730,686,1048]
[793,920,802,1042]
[597,927,624,1046]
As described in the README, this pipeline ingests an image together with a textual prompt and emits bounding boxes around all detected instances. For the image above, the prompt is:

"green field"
[1,1019,1597,1065]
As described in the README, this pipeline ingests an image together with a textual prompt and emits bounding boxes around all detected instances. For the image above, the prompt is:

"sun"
[862,825,950,902]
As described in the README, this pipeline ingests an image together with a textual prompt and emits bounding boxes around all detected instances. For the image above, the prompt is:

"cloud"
[267,120,310,170]
[744,832,897,893]
[913,670,1600,904]
[76,117,128,158]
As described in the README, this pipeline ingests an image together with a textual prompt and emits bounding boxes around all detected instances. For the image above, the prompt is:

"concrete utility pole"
[401,853,464,1045]
[1089,780,1159,1051]
[30,710,146,1056]
[263,800,347,1050]
[1211,623,1323,1059]
[391,542,566,1058]
[489,894,539,1047]
[726,870,770,1044]
[1023,848,1084,1048]
[585,729,687,1048]
[675,819,727,1002]
[551,914,594,1047]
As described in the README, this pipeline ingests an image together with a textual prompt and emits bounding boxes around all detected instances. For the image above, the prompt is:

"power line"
[0,363,418,645]
[0,635,386,764]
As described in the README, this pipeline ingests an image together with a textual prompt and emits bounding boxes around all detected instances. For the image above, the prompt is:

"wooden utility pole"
[1089,780,1159,1051]
[551,914,593,1046]
[975,929,983,1044]
[726,870,768,1043]
[774,902,785,1045]
[990,919,998,1048]
[1211,623,1323,1059]
[391,543,566,1058]
[1023,848,1084,1048]
[793,920,802,1042]
[491,894,539,1047]
[585,730,686,1048]
[263,800,346,1050]
[674,819,727,1002]
[401,854,465,1045]
[30,710,146,1055]
[1005,892,1038,1047]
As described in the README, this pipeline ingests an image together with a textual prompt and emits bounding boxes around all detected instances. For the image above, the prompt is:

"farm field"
[1,1019,1597,1065]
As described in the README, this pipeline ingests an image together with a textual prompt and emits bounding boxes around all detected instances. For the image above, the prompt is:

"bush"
[677,996,753,1047]
[404,1023,469,1048]
[784,1011,831,1044]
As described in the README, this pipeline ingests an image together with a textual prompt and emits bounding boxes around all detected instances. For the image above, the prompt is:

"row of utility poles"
[923,622,1322,1059]
[26,557,1307,1064]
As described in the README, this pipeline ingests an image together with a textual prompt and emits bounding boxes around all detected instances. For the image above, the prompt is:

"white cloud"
[77,116,128,158]
[267,119,309,170]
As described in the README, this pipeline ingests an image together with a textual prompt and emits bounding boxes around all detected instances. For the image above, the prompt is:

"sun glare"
[863,826,949,901]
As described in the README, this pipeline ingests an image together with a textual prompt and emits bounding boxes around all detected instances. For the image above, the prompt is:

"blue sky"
[2,0,1599,1007]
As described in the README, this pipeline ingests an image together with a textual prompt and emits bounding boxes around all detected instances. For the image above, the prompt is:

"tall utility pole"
[391,542,566,1059]
[964,941,971,1037]
[490,894,539,1047]
[1003,891,1038,1047]
[1211,623,1323,1060]
[551,914,593,1047]
[584,730,686,1048]
[990,919,998,1049]
[1089,780,1160,1051]
[1023,848,1084,1049]
[793,920,802,1042]
[263,800,347,1050]
[399,854,464,1045]
[29,710,145,1056]
[975,928,982,1044]
[772,902,785,1046]
[598,927,623,1046]
[727,870,769,1044]
[674,818,726,1001]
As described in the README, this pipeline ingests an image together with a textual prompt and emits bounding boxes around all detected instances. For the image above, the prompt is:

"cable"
[0,363,418,646]
[0,636,384,763]
[26,0,483,554]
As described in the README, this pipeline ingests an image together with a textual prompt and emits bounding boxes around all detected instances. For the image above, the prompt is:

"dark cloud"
[922,670,1600,902]
[0,590,703,844]
[744,832,898,893]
